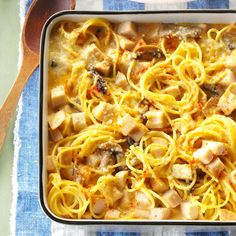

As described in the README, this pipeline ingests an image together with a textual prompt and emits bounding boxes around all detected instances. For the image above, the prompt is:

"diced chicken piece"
[60,167,77,181]
[219,209,236,221]
[104,209,120,219]
[202,140,228,156]
[218,84,236,115]
[86,153,100,168]
[85,43,112,76]
[145,110,168,130]
[51,86,67,108]
[226,50,236,70]
[138,99,149,114]
[162,189,182,208]
[84,43,104,64]
[112,187,124,202]
[72,112,87,132]
[120,114,138,136]
[135,191,150,208]
[119,190,134,209]
[94,57,112,76]
[107,48,117,61]
[181,201,199,220]
[151,137,168,145]
[61,104,75,114]
[119,35,135,50]
[46,156,56,172]
[162,85,181,98]
[117,21,137,39]
[207,158,225,177]
[230,169,236,185]
[150,137,169,157]
[48,110,66,130]
[138,23,161,42]
[133,209,150,219]
[193,147,214,165]
[218,69,236,88]
[150,178,169,193]
[129,124,147,142]
[49,128,63,142]
[132,61,150,80]
[150,208,171,220]
[58,148,73,165]
[150,147,165,157]
[115,170,129,188]
[93,102,115,123]
[93,198,107,215]
[118,50,133,74]
[115,71,129,89]
[172,164,193,180]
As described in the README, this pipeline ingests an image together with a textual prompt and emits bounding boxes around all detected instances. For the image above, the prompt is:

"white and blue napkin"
[11,0,234,235]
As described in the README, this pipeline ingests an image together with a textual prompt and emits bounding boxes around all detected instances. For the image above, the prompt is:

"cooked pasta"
[46,19,236,221]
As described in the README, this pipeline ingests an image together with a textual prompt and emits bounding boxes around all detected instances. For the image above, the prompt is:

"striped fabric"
[12,0,233,235]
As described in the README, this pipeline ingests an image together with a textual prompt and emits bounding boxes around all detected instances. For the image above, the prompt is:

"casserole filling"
[46,18,236,221]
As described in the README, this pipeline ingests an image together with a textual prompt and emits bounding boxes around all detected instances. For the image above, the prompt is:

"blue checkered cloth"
[13,0,232,235]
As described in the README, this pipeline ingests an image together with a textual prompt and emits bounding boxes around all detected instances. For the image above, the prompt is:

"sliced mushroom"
[201,84,225,99]
[98,141,124,162]
[134,46,164,61]
[87,142,124,172]
[88,66,107,94]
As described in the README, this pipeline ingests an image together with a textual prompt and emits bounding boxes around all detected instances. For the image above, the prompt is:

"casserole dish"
[40,10,236,231]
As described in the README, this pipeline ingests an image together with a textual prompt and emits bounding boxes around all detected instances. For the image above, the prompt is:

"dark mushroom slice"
[98,141,124,163]
[201,84,225,99]
[86,141,124,172]
[88,65,108,95]
[133,45,165,61]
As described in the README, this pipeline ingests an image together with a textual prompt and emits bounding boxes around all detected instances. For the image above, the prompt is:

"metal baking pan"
[39,10,236,231]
